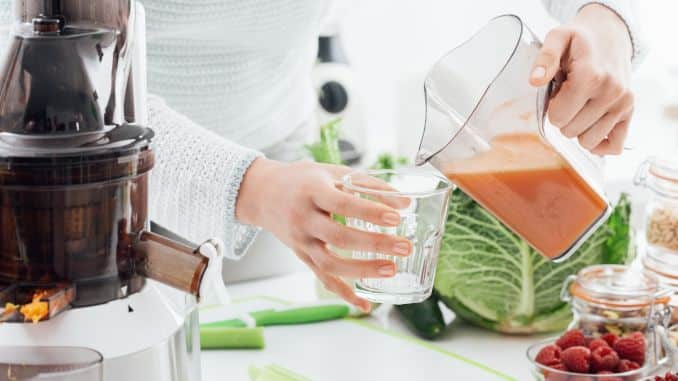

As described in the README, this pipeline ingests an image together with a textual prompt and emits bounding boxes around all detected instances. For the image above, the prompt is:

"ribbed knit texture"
[146,95,262,259]
[139,0,329,151]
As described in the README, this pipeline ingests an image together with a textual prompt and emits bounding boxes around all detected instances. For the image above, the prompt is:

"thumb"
[529,29,572,87]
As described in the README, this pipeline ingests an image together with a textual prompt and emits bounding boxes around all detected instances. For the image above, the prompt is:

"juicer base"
[0,281,202,381]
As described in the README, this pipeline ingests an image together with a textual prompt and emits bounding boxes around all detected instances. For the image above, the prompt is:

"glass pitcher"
[416,14,611,261]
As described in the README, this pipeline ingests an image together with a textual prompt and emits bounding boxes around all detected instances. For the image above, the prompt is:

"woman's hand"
[236,158,412,312]
[529,4,634,155]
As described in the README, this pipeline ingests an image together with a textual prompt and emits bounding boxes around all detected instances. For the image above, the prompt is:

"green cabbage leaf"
[434,190,633,334]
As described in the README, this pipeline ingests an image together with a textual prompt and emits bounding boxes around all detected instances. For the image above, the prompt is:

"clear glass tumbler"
[342,169,453,304]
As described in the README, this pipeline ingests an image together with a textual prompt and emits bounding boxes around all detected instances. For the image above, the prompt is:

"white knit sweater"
[139,0,331,151]
[0,1,644,261]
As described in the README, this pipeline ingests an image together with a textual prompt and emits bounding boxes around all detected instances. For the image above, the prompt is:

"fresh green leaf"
[434,189,633,334]
[602,193,633,264]
[305,118,343,165]
[370,153,410,170]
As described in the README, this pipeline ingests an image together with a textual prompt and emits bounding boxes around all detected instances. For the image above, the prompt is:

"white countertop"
[201,271,545,381]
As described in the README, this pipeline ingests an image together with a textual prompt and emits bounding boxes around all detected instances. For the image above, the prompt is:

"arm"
[148,97,412,312]
[533,1,641,155]
[147,95,262,259]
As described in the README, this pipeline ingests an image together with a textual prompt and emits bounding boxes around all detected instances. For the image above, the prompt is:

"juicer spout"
[132,231,220,301]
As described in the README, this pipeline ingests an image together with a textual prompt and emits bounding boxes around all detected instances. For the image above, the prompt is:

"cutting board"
[199,297,514,381]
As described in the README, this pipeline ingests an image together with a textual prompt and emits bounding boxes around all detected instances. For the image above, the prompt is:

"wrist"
[575,3,633,63]
[235,157,283,226]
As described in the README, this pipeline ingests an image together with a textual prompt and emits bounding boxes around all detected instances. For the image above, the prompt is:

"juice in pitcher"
[442,133,608,260]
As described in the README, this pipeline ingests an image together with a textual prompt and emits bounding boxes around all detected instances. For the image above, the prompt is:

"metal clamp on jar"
[637,157,678,370]
[561,265,672,369]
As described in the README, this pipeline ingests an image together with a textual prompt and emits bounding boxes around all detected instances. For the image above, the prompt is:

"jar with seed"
[635,157,678,255]
[561,265,672,367]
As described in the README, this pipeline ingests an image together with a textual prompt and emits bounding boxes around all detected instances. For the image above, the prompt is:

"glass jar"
[561,265,671,367]
[635,157,678,257]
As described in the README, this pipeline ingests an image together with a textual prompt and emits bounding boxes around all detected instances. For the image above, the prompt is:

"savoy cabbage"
[434,190,633,334]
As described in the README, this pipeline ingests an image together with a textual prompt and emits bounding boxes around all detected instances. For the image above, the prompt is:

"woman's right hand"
[236,158,412,312]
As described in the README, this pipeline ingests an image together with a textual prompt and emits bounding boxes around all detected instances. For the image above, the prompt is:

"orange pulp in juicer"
[443,133,607,259]
[19,290,49,323]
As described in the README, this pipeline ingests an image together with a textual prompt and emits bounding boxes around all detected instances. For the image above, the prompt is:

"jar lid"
[643,251,678,285]
[635,157,678,197]
[570,265,671,309]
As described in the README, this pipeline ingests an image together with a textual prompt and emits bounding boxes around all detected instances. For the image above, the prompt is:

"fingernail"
[378,264,395,276]
[382,212,401,226]
[393,241,411,256]
[531,66,546,80]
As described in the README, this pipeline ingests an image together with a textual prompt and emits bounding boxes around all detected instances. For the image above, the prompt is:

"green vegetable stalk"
[249,364,312,381]
[434,191,633,335]
[306,119,345,224]
[306,118,343,165]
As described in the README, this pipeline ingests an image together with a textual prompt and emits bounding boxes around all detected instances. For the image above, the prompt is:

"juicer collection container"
[416,15,612,261]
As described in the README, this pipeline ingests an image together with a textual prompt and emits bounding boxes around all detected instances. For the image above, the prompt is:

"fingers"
[576,111,618,151]
[311,214,412,256]
[313,188,404,227]
[530,28,572,87]
[547,64,604,128]
[591,118,631,156]
[576,93,632,149]
[338,173,412,210]
[306,239,397,280]
[313,270,371,313]
[560,77,625,138]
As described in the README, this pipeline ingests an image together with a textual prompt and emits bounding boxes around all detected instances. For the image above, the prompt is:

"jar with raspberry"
[561,265,672,368]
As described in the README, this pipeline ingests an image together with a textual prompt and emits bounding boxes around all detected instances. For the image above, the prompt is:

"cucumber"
[395,294,446,340]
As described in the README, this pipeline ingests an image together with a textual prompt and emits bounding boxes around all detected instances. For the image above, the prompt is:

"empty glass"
[342,170,453,304]
[0,346,103,380]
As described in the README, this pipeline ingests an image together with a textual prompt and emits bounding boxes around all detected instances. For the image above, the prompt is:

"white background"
[336,0,678,174]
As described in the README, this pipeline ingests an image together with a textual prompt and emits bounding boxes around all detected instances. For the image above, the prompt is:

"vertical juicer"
[0,1,224,379]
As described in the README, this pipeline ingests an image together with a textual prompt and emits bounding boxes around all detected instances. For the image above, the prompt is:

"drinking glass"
[342,169,453,304]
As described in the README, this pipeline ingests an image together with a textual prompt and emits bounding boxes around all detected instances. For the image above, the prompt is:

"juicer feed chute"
[0,0,223,317]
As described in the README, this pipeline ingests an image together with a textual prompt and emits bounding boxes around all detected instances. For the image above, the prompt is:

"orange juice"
[443,133,607,259]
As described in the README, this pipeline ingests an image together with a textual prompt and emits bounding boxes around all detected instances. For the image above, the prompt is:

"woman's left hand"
[529,4,634,155]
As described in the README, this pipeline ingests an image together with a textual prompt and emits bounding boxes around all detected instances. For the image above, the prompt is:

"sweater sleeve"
[146,95,262,259]
[541,0,646,68]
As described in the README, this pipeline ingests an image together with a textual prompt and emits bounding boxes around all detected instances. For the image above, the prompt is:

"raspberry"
[556,329,586,350]
[561,346,591,373]
[590,345,619,372]
[541,363,568,381]
[535,345,562,366]
[613,335,645,365]
[588,338,609,351]
[601,333,619,347]
[616,359,641,373]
